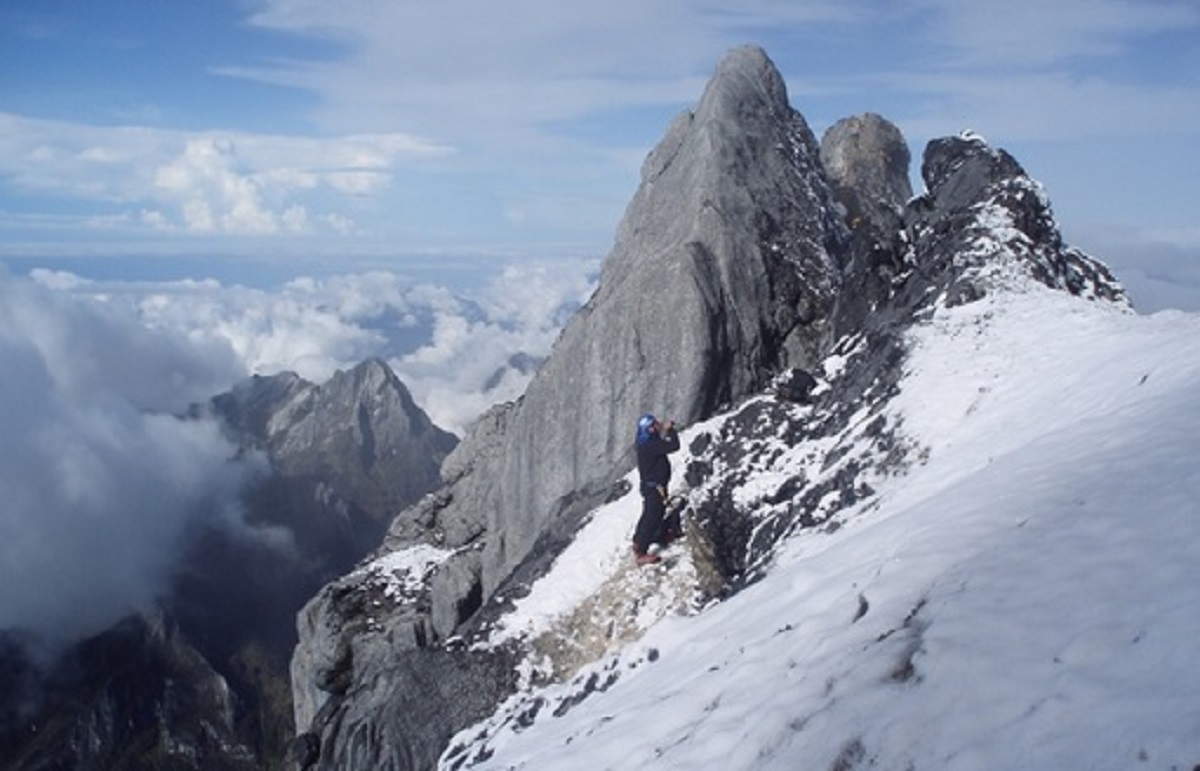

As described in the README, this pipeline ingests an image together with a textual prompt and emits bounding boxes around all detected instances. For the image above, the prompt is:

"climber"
[632,413,681,565]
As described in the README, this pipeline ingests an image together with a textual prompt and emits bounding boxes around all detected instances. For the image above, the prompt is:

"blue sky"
[2,0,1198,302]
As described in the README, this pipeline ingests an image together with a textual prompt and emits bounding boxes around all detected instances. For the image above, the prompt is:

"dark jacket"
[637,428,680,489]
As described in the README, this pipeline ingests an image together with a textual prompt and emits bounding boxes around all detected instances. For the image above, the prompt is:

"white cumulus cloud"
[0,113,452,237]
[0,269,254,647]
[29,258,599,434]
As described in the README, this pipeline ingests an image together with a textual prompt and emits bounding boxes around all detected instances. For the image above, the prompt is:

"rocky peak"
[706,43,791,117]
[404,42,845,600]
[905,132,1126,308]
[821,112,912,233]
[819,112,914,337]
[632,44,791,197]
[608,43,844,391]
[212,357,457,543]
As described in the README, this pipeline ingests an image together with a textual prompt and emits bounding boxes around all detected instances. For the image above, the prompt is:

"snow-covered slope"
[442,287,1200,770]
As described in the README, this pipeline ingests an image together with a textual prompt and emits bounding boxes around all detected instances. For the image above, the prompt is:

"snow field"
[448,289,1200,770]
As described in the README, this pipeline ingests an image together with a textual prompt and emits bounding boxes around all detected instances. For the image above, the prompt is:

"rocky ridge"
[290,45,1125,770]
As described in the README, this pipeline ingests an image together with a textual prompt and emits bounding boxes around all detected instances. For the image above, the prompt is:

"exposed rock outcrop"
[821,112,912,235]
[820,112,914,337]
[903,132,1125,309]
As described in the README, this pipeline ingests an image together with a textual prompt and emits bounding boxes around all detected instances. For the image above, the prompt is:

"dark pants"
[634,485,681,554]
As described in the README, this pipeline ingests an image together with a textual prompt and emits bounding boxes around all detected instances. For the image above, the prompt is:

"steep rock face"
[601,43,845,397]
[419,42,845,601]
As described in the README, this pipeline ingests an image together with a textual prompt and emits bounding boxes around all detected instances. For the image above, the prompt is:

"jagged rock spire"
[411,43,846,601]
[591,43,844,431]
[821,112,912,234]
[906,133,1126,307]
[820,112,914,336]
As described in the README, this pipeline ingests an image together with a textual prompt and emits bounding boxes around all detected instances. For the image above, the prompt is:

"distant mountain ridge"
[288,44,1125,770]
[0,358,456,770]
[210,357,458,554]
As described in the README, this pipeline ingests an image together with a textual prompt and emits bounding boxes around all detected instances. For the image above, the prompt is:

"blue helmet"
[636,413,656,445]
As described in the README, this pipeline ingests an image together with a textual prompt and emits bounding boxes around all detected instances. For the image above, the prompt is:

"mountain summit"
[289,45,1139,770]
[431,42,853,591]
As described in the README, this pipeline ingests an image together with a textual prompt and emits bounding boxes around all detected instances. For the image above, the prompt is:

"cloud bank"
[0,269,251,647]
[92,260,597,433]
[1,257,596,646]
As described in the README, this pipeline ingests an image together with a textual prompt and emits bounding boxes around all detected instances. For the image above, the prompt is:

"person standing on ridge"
[633,413,681,565]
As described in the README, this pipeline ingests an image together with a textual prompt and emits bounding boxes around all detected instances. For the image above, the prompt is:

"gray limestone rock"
[260,359,456,527]
[820,112,914,337]
[821,112,912,234]
[213,358,458,552]
[429,549,484,642]
[304,645,516,771]
[408,43,846,600]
